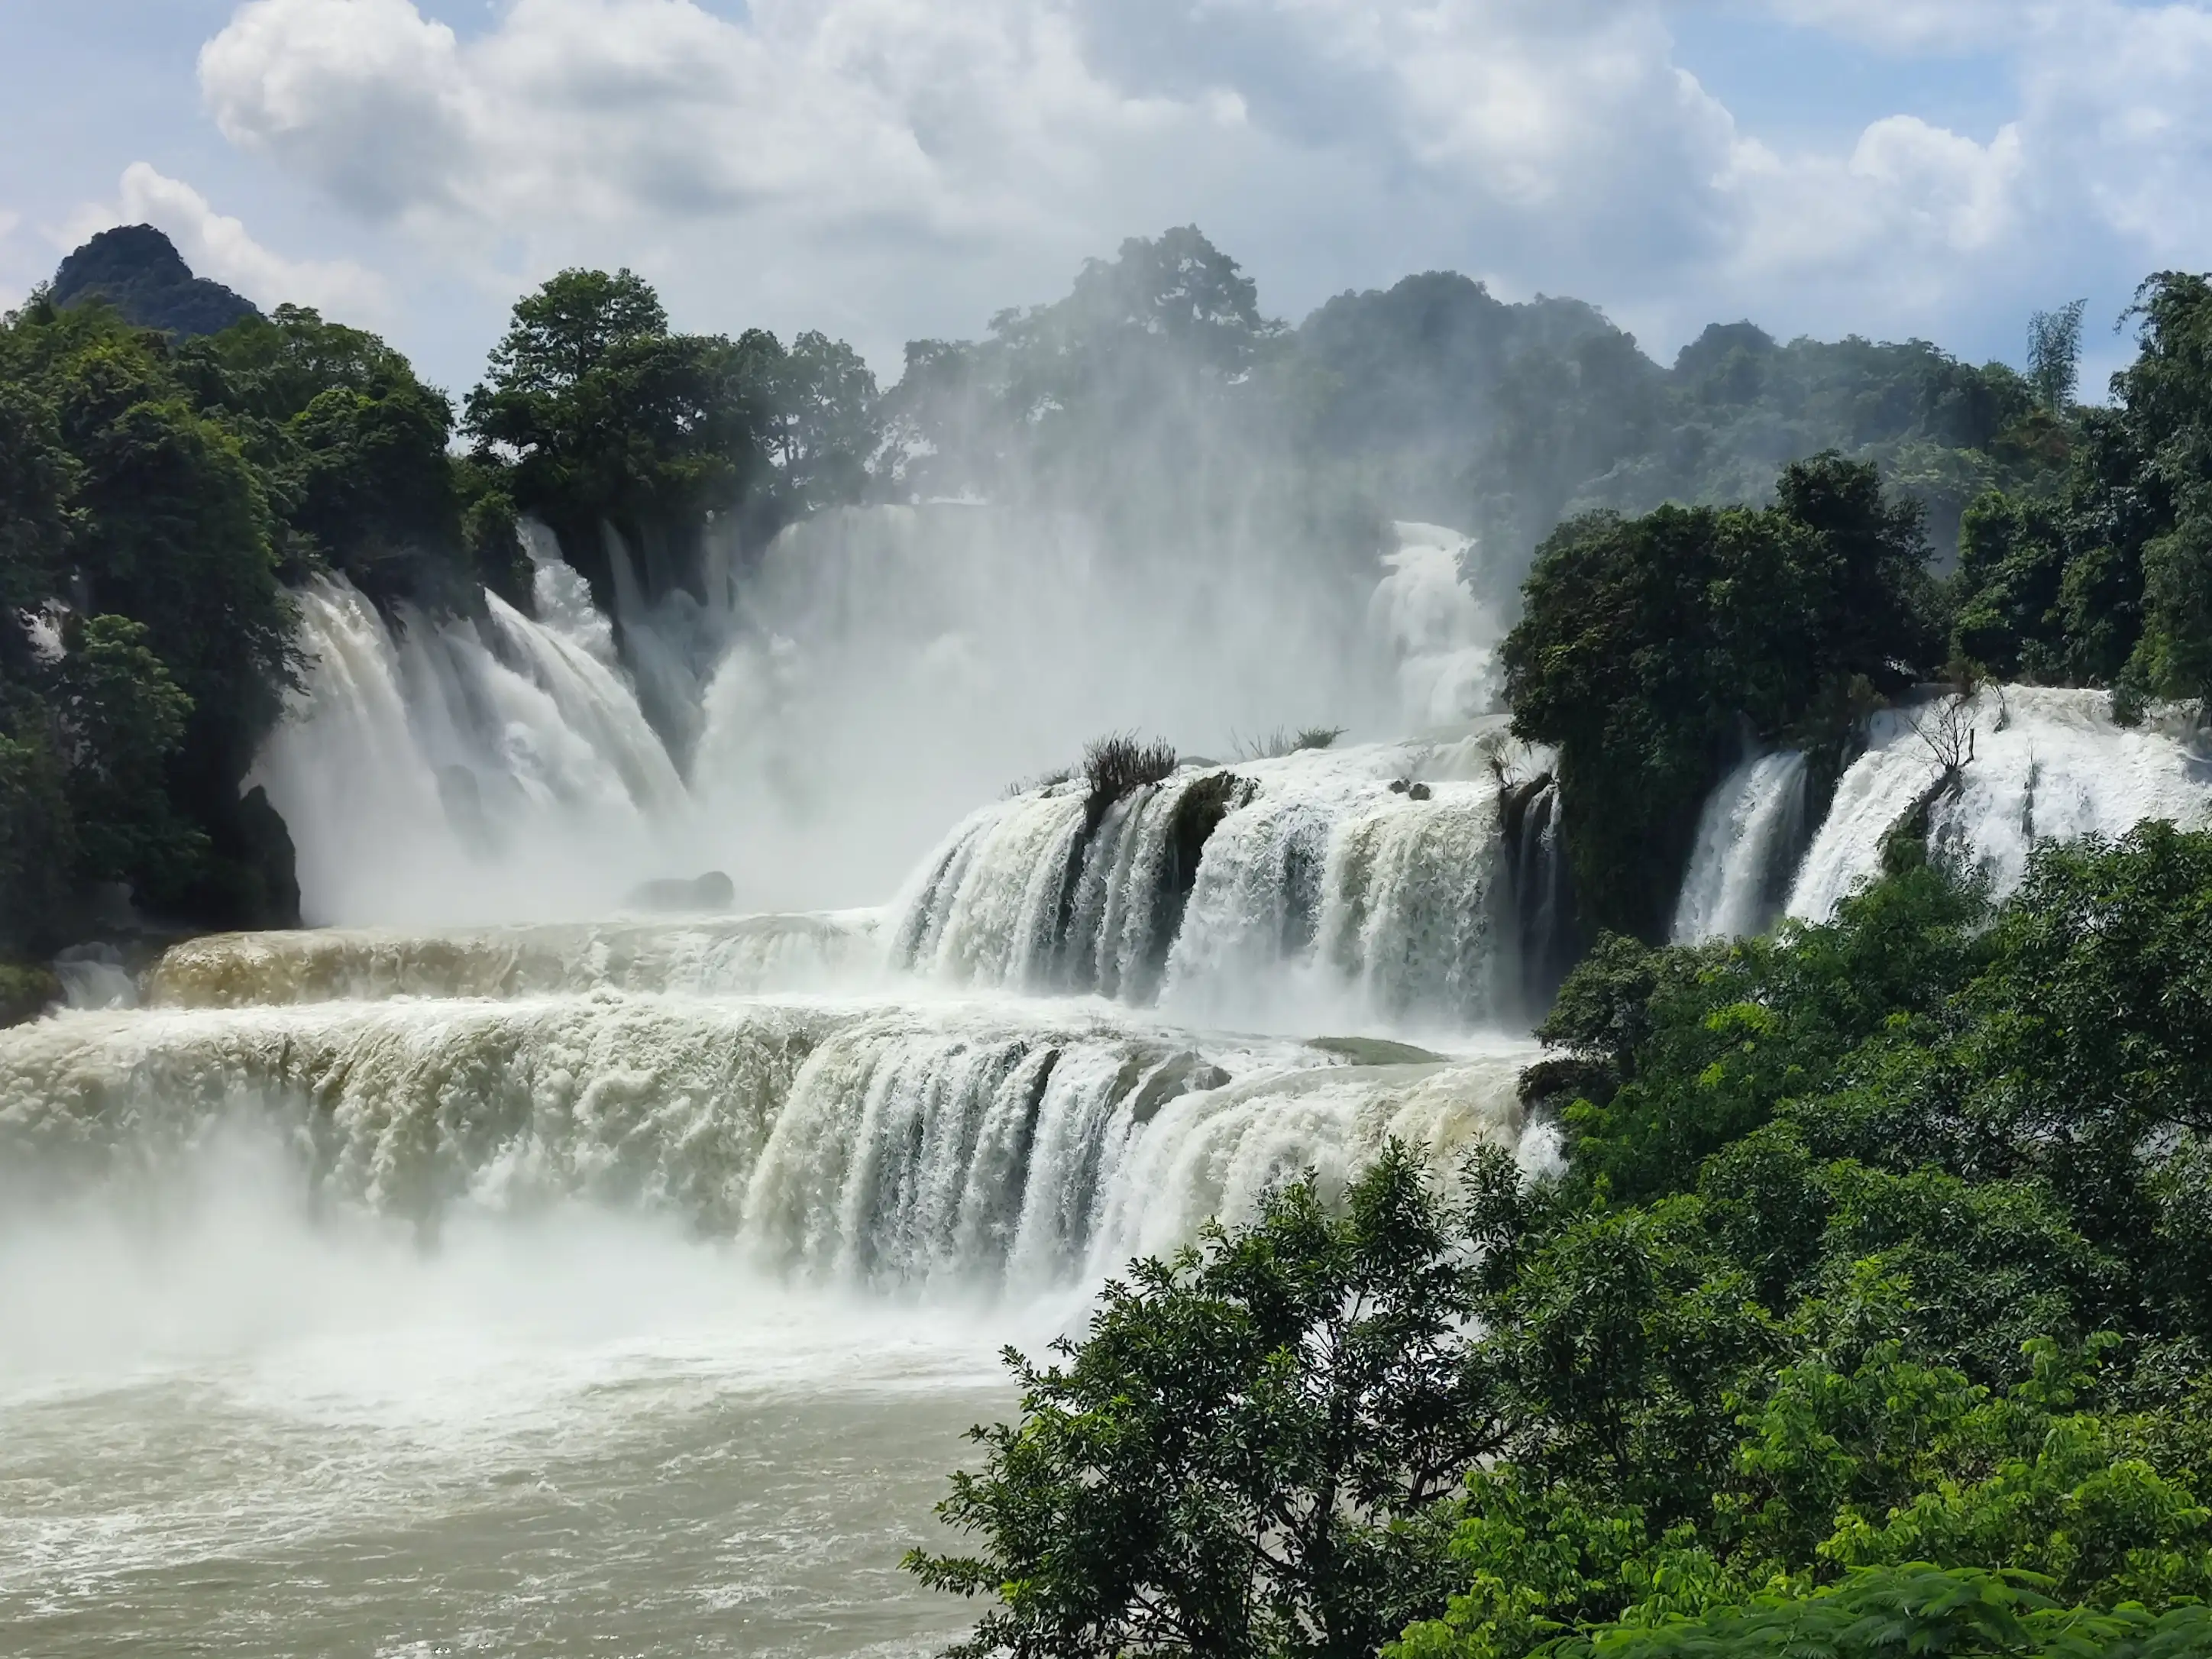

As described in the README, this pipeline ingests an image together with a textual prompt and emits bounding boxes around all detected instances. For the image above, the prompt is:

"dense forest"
[0,221,2202,1007]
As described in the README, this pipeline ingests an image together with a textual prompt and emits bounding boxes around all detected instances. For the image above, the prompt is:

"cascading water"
[1673,752,1811,942]
[891,728,1567,1033]
[1788,687,2212,921]
[255,574,695,926]
[0,505,1556,1657]
[1370,521,1505,728]
[1,985,1530,1291]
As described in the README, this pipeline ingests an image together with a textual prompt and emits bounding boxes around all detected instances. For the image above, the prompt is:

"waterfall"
[254,575,694,926]
[1,990,1529,1292]
[1673,752,1810,942]
[1789,687,2212,921]
[1370,521,1505,728]
[891,729,1560,1031]
[147,912,884,1007]
[1501,775,1574,1014]
[1313,783,1510,1024]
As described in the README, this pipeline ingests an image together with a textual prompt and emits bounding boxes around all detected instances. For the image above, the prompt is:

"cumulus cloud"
[184,0,2212,372]
[58,162,390,319]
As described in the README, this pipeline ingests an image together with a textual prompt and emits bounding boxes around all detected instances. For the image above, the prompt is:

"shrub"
[1083,731,1177,813]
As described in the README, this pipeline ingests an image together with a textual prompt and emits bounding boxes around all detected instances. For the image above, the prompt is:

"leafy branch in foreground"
[905,1142,1523,1659]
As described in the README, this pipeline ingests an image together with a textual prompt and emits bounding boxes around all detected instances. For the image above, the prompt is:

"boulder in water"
[1308,1035,1447,1067]
[1125,1051,1234,1125]
[625,871,737,913]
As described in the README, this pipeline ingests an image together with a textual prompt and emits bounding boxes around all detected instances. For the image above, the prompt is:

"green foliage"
[0,722,73,951]
[46,613,201,888]
[906,1143,1515,1658]
[919,835,2212,1659]
[1949,273,2212,707]
[2029,302,2091,416]
[1502,454,1936,939]
[1534,1566,2212,1659]
[0,958,60,1027]
[0,291,299,944]
[464,267,878,609]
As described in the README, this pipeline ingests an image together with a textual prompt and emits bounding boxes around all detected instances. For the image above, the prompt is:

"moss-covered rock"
[0,959,60,1027]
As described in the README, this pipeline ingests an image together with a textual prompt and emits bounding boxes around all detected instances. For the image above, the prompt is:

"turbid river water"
[0,1173,1037,1657]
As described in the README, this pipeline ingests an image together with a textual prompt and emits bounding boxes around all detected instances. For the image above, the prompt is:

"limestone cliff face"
[51,224,260,338]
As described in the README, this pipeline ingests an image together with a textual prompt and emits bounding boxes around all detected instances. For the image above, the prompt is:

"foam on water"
[1788,687,2212,921]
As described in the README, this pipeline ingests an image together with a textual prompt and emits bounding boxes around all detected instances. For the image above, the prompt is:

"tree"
[767,330,881,514]
[2028,300,2089,416]
[0,291,298,936]
[1502,455,1936,940]
[45,612,201,888]
[907,1143,1515,1659]
[462,264,881,609]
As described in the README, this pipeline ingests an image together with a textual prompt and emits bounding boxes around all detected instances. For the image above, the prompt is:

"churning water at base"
[0,931,1534,1656]
[0,1174,1022,1659]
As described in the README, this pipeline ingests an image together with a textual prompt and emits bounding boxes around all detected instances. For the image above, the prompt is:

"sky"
[0,0,2204,399]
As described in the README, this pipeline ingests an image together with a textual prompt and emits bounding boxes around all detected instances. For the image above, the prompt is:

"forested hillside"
[0,222,2194,1018]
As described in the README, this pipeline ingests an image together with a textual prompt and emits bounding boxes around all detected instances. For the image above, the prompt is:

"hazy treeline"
[0,221,2193,998]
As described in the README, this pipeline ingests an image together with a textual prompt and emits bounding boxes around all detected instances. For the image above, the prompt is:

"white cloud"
[185,0,2212,374]
[1754,0,2028,53]
[57,162,390,320]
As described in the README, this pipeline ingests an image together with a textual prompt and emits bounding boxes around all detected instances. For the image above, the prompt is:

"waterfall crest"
[1788,687,2212,922]
[0,993,1528,1292]
[147,912,883,1007]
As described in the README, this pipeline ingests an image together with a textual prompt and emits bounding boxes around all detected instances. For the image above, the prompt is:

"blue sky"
[2,1,2202,398]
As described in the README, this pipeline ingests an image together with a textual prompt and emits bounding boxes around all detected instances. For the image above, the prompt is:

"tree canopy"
[917,830,2212,1659]
[1501,454,1937,940]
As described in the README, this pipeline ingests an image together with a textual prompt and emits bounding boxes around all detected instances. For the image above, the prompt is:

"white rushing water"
[254,576,695,926]
[34,490,2212,1656]
[1,939,1532,1655]
[890,727,1564,1034]
[3,506,1551,1657]
[1370,521,1505,728]
[1672,751,1810,943]
[1788,686,2212,922]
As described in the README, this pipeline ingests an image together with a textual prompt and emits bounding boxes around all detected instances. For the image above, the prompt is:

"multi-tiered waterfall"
[6,511,2210,1659]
